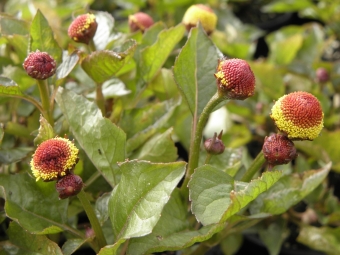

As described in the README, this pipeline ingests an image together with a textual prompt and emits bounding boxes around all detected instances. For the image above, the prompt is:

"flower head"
[214,58,256,100]
[262,133,297,169]
[128,12,154,33]
[270,91,324,140]
[68,13,97,44]
[204,131,225,155]
[23,50,56,80]
[182,4,217,35]
[316,67,329,83]
[30,137,79,181]
[56,174,83,199]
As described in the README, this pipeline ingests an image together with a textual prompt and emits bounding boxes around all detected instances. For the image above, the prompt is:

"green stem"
[37,79,53,126]
[204,153,213,165]
[84,171,101,189]
[240,150,265,182]
[88,39,96,52]
[181,92,225,194]
[77,189,107,250]
[96,83,106,116]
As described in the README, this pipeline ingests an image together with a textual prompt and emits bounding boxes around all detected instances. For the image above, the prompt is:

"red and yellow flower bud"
[182,4,217,35]
[23,50,56,80]
[262,134,297,169]
[30,137,79,181]
[270,91,324,140]
[214,58,256,100]
[128,12,154,33]
[56,174,83,199]
[68,13,98,44]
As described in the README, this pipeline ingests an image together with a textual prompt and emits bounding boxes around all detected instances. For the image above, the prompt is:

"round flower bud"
[316,67,329,83]
[204,131,225,155]
[23,50,56,80]
[270,91,324,140]
[128,12,154,33]
[262,134,297,169]
[56,174,83,199]
[68,13,98,44]
[214,58,256,100]
[182,4,217,35]
[30,137,79,181]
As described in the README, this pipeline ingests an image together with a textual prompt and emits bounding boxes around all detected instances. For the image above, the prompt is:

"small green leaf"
[297,225,340,255]
[55,88,126,187]
[0,76,23,96]
[2,66,35,92]
[250,162,331,215]
[0,147,32,165]
[56,51,80,80]
[149,68,179,101]
[220,233,243,255]
[33,115,55,145]
[30,10,62,63]
[136,23,185,92]
[95,193,110,225]
[6,35,29,62]
[8,221,63,255]
[81,40,137,84]
[109,160,186,240]
[0,174,68,234]
[130,128,178,162]
[173,24,221,118]
[62,239,89,255]
[0,14,30,35]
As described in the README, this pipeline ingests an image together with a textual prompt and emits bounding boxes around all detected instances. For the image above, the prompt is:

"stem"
[84,171,101,189]
[96,83,106,116]
[181,92,225,194]
[37,79,53,126]
[204,153,213,165]
[119,240,129,255]
[77,189,107,250]
[88,39,96,52]
[240,150,265,182]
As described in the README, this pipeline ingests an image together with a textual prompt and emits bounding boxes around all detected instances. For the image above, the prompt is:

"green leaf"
[189,166,282,225]
[220,233,243,255]
[0,147,32,164]
[109,160,186,240]
[30,10,62,63]
[0,14,30,35]
[8,221,63,255]
[0,174,68,234]
[55,88,126,187]
[6,35,29,63]
[2,66,35,92]
[250,163,332,215]
[62,239,89,255]
[95,193,110,225]
[173,24,221,118]
[136,23,185,92]
[262,0,314,13]
[81,40,137,84]
[297,225,340,255]
[56,51,80,80]
[0,76,23,96]
[33,115,54,146]
[120,97,180,153]
[149,68,179,101]
[130,128,177,163]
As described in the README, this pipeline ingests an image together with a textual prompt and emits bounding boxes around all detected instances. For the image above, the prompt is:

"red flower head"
[23,50,56,80]
[128,12,154,33]
[182,4,217,35]
[30,137,79,181]
[270,91,324,140]
[214,58,256,100]
[204,131,225,155]
[56,174,83,199]
[68,13,98,44]
[262,134,297,169]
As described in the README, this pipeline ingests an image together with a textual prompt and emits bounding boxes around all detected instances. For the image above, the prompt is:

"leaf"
[0,147,32,165]
[297,225,340,255]
[8,221,63,255]
[130,128,178,163]
[262,0,314,13]
[6,35,29,62]
[149,68,179,101]
[56,51,80,80]
[109,160,186,240]
[0,14,30,35]
[249,163,332,215]
[62,239,89,255]
[136,23,185,92]
[92,11,116,51]
[55,88,126,187]
[0,76,23,96]
[30,10,62,63]
[189,165,282,225]
[81,40,137,84]
[220,233,243,255]
[33,115,54,146]
[2,66,35,92]
[173,24,221,118]
[0,173,68,234]
[95,193,110,225]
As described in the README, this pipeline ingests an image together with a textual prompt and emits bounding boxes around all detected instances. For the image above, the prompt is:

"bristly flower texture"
[270,91,324,140]
[214,58,256,100]
[30,137,79,181]
[23,50,56,80]
[56,174,83,199]
[68,13,98,44]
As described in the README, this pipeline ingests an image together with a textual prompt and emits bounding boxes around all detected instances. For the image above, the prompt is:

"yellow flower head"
[68,13,97,44]
[30,137,79,181]
[270,91,324,140]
